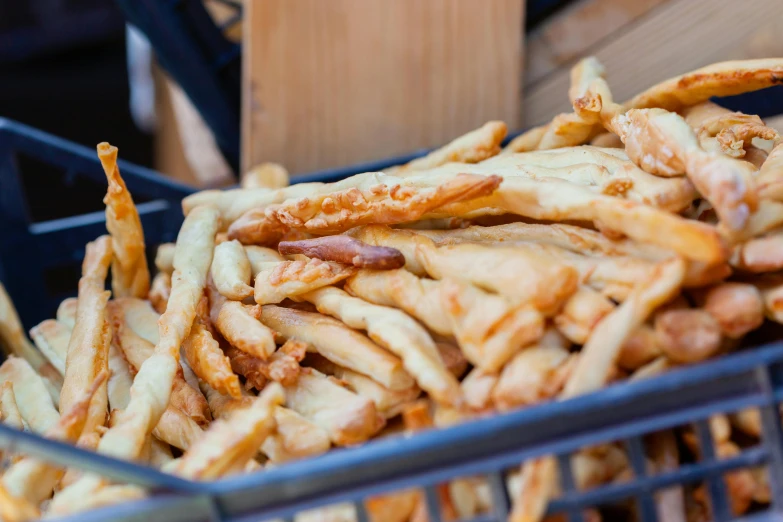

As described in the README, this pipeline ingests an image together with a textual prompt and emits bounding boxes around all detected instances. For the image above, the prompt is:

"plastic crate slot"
[754,366,783,511]
[424,485,443,522]
[353,500,370,522]
[556,451,587,522]
[487,471,510,520]
[625,436,658,522]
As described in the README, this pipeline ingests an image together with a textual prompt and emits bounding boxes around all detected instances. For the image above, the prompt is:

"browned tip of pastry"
[455,173,503,200]
[278,235,405,270]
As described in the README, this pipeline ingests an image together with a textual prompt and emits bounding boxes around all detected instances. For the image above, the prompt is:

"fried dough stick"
[492,344,572,411]
[278,236,405,270]
[183,180,323,224]
[56,297,78,330]
[226,340,305,389]
[272,172,501,235]
[430,176,727,263]
[756,141,783,201]
[0,383,25,432]
[260,305,413,391]
[148,272,171,314]
[98,142,150,298]
[307,355,420,418]
[29,319,70,375]
[216,301,276,360]
[343,269,544,372]
[0,282,62,400]
[732,230,783,273]
[0,482,39,522]
[49,206,219,515]
[511,257,685,522]
[554,286,615,345]
[387,121,507,174]
[414,222,729,288]
[0,357,59,434]
[109,305,207,450]
[2,372,106,505]
[624,59,783,112]
[242,162,289,190]
[479,147,698,212]
[504,57,605,152]
[301,286,461,406]
[682,102,778,159]
[610,108,757,234]
[351,225,578,313]
[183,323,241,399]
[60,235,112,439]
[285,368,383,445]
[254,258,355,305]
[174,384,284,480]
[211,239,253,300]
[154,243,175,275]
[261,405,331,463]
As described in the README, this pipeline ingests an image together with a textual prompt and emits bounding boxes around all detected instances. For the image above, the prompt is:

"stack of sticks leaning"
[1,57,783,522]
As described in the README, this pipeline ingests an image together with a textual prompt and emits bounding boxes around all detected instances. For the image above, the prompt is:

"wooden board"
[242,0,524,176]
[523,0,783,126]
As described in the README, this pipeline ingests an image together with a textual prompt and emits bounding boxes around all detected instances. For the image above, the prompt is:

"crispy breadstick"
[0,282,62,399]
[278,236,405,270]
[610,108,757,234]
[0,482,39,522]
[273,172,502,234]
[617,325,661,371]
[216,301,276,359]
[98,142,150,298]
[512,258,686,522]
[300,287,460,405]
[630,356,676,381]
[29,319,70,375]
[481,147,699,212]
[439,278,545,370]
[492,345,571,411]
[211,239,254,300]
[260,405,331,463]
[0,357,59,434]
[95,205,219,459]
[590,132,623,148]
[109,301,210,424]
[113,297,159,345]
[245,245,285,274]
[254,258,355,305]
[344,268,448,334]
[148,271,171,314]
[503,124,548,153]
[242,162,289,189]
[226,206,291,245]
[731,230,783,273]
[430,176,727,263]
[226,341,305,389]
[182,323,241,399]
[757,141,783,201]
[345,269,545,371]
[460,368,498,411]
[654,309,722,363]
[0,383,25,431]
[60,235,112,438]
[700,283,764,338]
[48,484,146,516]
[56,298,78,330]
[2,372,106,505]
[107,341,132,413]
[389,121,507,174]
[260,305,413,391]
[554,286,615,344]
[182,180,322,224]
[307,355,420,417]
[284,368,383,445]
[420,241,579,313]
[154,243,175,274]
[174,384,283,479]
[624,59,783,112]
[683,102,778,158]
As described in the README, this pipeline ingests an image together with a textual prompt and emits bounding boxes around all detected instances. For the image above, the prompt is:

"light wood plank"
[242,0,524,175]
